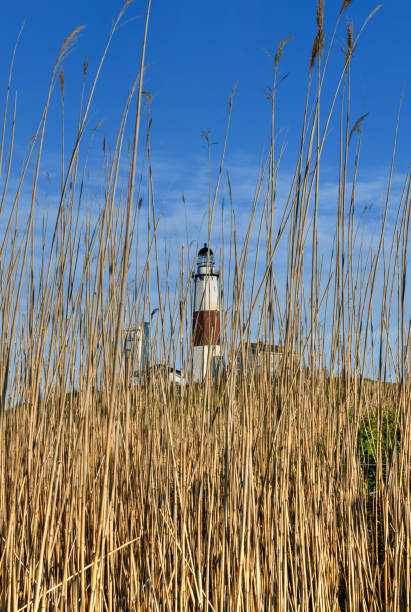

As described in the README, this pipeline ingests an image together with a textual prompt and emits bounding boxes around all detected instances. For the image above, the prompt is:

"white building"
[124,323,149,380]
[237,342,297,378]
[144,364,185,385]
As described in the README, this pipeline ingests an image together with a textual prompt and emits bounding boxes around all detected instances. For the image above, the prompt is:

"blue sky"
[2,0,410,175]
[1,0,410,376]
[1,0,410,255]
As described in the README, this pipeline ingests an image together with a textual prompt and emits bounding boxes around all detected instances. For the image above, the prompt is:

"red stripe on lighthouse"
[192,310,221,346]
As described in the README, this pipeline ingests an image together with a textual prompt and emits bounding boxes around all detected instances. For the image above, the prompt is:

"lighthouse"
[192,244,222,382]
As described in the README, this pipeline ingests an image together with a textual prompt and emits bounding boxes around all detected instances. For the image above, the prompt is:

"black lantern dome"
[198,243,213,256]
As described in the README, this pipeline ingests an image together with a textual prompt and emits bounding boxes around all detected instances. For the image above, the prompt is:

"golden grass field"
[0,1,410,609]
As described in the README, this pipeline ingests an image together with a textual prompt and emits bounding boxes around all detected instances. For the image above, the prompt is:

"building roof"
[249,341,283,353]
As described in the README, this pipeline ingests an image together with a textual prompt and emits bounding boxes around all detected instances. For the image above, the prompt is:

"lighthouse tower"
[192,244,221,382]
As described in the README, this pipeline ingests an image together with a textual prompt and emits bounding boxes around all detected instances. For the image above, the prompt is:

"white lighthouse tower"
[192,244,222,382]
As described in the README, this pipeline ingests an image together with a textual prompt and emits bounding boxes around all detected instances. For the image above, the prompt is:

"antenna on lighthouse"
[191,243,222,382]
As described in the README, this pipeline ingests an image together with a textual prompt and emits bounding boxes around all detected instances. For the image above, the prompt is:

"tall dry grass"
[0,1,410,610]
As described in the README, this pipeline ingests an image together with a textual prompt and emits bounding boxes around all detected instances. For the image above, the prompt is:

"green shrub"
[358,408,401,494]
